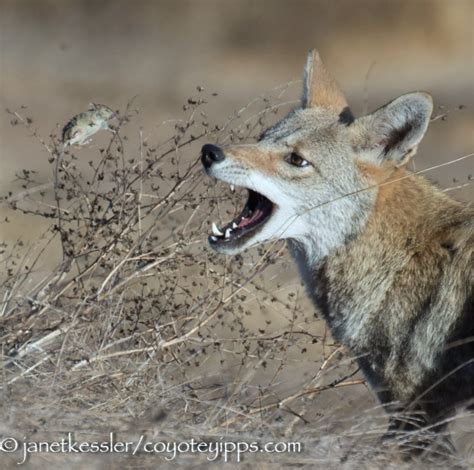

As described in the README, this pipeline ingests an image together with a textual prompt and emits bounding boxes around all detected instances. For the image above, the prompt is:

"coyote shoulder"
[202,49,473,450]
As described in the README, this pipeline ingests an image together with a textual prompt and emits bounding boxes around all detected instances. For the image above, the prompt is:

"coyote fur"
[201,49,473,451]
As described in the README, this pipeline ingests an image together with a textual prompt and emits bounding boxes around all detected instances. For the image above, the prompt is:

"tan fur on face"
[224,146,280,175]
[224,144,321,183]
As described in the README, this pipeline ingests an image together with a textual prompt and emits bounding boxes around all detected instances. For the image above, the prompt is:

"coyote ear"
[302,49,348,112]
[354,92,433,167]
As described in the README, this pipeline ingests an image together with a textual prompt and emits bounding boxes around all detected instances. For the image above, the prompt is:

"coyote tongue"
[238,207,266,229]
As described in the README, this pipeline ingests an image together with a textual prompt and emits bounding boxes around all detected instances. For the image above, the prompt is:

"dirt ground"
[0,1,473,469]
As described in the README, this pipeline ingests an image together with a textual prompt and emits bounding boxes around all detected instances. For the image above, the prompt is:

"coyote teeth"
[225,228,232,239]
[211,222,223,237]
[230,184,235,192]
[232,222,238,229]
[210,235,217,241]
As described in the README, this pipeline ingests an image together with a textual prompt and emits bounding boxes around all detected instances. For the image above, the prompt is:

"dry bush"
[0,87,472,469]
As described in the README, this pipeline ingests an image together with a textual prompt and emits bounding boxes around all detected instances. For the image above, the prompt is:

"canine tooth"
[210,235,217,241]
[232,222,238,229]
[225,228,232,238]
[212,222,224,236]
[230,184,235,192]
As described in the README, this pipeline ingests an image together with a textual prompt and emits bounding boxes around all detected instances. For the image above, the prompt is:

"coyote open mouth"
[209,187,274,248]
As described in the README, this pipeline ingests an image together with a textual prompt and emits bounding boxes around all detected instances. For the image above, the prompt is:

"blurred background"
[1,1,473,216]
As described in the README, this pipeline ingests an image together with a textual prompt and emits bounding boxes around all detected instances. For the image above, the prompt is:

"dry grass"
[0,87,472,469]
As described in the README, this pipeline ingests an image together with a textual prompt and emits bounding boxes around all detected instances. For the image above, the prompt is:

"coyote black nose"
[201,144,225,169]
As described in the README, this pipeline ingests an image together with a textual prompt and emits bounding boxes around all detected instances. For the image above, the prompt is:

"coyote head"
[202,50,433,258]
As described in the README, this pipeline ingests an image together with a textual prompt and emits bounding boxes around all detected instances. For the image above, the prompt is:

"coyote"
[201,50,473,451]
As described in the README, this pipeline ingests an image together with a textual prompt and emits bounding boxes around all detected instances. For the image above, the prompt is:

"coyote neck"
[289,168,463,350]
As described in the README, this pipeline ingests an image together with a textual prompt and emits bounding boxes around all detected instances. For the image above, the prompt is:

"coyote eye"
[285,152,310,168]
